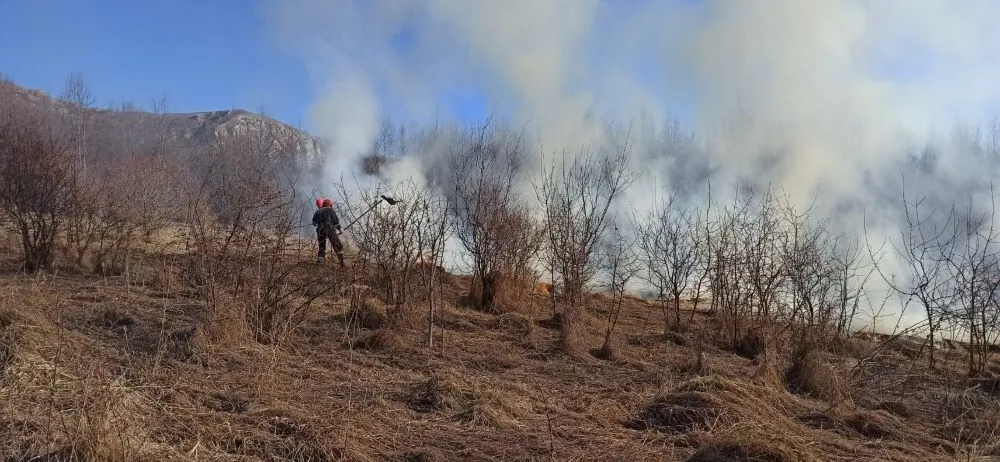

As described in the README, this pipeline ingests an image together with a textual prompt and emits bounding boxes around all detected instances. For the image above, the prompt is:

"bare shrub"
[936,190,1000,375]
[335,177,449,327]
[66,155,184,275]
[535,134,637,352]
[59,72,95,177]
[184,117,328,345]
[638,196,700,334]
[0,107,76,272]
[448,122,542,314]
[597,222,641,356]
[872,182,959,369]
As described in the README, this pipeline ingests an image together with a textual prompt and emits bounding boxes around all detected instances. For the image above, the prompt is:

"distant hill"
[0,79,322,166]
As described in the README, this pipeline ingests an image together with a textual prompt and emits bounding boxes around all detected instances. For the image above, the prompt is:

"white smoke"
[308,74,381,190]
[265,0,1000,334]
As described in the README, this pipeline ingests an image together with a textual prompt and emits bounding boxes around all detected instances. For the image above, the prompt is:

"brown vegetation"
[2,75,1000,461]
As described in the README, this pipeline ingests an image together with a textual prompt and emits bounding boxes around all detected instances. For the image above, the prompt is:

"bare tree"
[638,196,700,333]
[938,189,1000,374]
[870,183,959,369]
[60,72,95,109]
[687,198,714,324]
[149,92,172,158]
[60,72,94,177]
[830,235,872,335]
[536,135,637,352]
[449,122,542,313]
[598,221,641,355]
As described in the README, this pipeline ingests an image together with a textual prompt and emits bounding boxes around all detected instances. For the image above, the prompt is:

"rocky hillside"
[0,79,322,165]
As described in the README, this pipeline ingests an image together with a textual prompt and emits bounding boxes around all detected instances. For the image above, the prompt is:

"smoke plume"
[264,0,1000,333]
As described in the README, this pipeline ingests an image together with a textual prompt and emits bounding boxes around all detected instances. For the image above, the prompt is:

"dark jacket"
[312,206,341,233]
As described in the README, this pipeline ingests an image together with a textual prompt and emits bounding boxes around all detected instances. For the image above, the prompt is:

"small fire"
[535,282,553,295]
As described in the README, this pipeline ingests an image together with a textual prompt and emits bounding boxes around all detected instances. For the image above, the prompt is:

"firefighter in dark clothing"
[312,198,346,268]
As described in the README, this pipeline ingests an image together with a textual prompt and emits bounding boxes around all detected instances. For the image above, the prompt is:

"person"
[312,198,346,268]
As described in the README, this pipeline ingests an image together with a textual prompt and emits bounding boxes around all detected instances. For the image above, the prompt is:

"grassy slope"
[1,236,999,462]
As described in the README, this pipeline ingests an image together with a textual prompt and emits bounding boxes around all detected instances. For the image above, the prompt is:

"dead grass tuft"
[685,437,803,462]
[784,348,849,404]
[750,358,782,389]
[468,272,537,315]
[626,390,730,433]
[494,312,536,347]
[348,298,389,330]
[402,447,446,461]
[733,329,766,359]
[589,346,618,361]
[628,375,802,436]
[406,372,522,429]
[350,328,403,352]
[667,330,690,346]
[845,410,901,439]
[969,376,1000,396]
[873,400,913,418]
[936,417,1000,445]
[408,373,466,413]
[795,411,841,430]
[537,312,563,330]
[0,309,17,373]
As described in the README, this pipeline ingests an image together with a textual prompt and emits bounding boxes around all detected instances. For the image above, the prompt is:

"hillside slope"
[1,232,998,462]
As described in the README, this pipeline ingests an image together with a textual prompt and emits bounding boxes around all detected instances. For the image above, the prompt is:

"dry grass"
[349,328,403,352]
[467,271,539,316]
[349,297,389,330]
[1,238,999,461]
[784,346,851,404]
[685,435,806,462]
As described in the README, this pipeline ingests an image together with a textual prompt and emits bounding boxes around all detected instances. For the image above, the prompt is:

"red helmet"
[315,198,323,209]
[322,198,334,208]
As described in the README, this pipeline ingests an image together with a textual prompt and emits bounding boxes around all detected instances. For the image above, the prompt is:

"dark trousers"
[317,228,344,259]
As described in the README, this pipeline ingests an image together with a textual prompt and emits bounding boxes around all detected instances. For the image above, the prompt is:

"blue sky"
[0,0,324,127]
[0,0,663,133]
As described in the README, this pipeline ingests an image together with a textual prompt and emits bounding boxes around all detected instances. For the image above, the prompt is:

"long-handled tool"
[342,194,401,231]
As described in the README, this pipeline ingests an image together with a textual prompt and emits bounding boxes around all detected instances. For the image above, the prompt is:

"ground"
[1,235,999,462]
